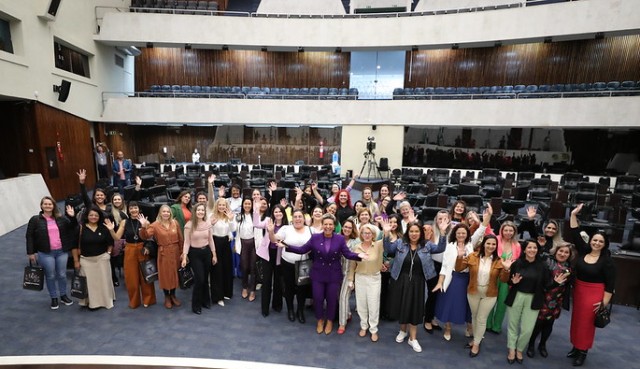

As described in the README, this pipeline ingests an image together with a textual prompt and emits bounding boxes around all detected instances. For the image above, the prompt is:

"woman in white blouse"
[433,205,491,341]
[209,198,237,306]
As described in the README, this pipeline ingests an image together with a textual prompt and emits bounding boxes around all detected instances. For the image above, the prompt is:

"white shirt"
[210,216,236,238]
[237,213,254,240]
[477,255,493,287]
[276,225,312,264]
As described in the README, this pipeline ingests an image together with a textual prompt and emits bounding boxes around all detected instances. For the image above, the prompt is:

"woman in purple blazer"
[277,213,367,335]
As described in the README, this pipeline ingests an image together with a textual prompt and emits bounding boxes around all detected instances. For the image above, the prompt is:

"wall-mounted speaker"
[53,80,71,102]
[38,0,62,21]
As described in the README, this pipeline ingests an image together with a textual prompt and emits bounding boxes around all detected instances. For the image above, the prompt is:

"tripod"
[359,150,383,179]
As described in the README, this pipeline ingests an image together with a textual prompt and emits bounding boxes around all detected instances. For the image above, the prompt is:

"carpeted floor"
[2,222,639,369]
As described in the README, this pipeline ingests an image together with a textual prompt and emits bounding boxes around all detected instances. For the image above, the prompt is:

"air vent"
[115,54,124,68]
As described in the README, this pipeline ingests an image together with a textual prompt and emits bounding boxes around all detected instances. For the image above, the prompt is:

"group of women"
[25,173,615,366]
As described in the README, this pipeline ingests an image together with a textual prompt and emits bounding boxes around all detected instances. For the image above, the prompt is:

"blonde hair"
[155,204,174,223]
[212,198,228,220]
[359,223,378,242]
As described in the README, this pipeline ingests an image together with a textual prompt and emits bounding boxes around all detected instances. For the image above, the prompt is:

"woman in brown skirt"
[139,204,184,309]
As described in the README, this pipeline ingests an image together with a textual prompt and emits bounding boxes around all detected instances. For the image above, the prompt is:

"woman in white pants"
[348,223,384,342]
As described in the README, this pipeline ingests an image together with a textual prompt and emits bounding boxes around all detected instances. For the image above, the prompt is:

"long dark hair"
[591,230,611,257]
[402,221,425,247]
[519,238,542,261]
[238,197,253,227]
[478,235,499,259]
[272,205,289,226]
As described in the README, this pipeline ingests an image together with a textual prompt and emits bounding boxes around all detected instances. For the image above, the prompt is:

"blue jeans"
[38,249,69,298]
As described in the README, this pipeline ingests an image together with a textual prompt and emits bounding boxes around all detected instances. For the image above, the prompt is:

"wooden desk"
[612,254,640,307]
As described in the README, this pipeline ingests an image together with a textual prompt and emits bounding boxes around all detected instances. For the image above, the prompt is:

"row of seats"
[131,0,219,13]
[393,81,640,99]
[140,85,359,99]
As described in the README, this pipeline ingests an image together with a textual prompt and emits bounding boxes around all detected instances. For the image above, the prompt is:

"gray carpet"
[2,223,639,369]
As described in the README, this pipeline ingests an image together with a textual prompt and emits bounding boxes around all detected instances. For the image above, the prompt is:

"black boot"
[297,307,306,324]
[526,344,535,358]
[538,343,548,358]
[287,309,295,322]
[567,347,579,358]
[572,350,587,366]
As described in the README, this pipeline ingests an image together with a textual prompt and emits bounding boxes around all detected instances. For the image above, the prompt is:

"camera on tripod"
[366,136,376,153]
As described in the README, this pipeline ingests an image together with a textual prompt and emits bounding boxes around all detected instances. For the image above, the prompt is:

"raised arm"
[207,174,216,211]
[77,169,92,208]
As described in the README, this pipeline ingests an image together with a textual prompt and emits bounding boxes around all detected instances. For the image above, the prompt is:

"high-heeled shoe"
[443,327,452,341]
[337,326,346,335]
[316,319,325,334]
[297,308,305,324]
[567,347,579,358]
[423,323,434,334]
[515,352,524,364]
[324,320,333,335]
[469,347,480,358]
[287,309,295,322]
[507,356,515,365]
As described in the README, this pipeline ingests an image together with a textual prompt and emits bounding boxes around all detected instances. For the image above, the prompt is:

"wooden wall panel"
[405,35,640,87]
[32,103,96,200]
[135,49,351,90]
[100,124,341,166]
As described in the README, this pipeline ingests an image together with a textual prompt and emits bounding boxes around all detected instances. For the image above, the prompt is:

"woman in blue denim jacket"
[383,217,450,353]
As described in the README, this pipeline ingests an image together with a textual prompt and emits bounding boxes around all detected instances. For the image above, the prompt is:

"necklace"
[409,247,418,281]
[130,219,140,241]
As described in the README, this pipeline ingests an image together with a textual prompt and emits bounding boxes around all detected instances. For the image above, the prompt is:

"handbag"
[23,261,44,291]
[294,258,313,286]
[70,272,88,299]
[594,303,612,328]
[139,258,158,284]
[255,258,264,285]
[178,265,194,289]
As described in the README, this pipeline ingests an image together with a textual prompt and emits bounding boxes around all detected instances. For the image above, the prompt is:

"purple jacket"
[286,233,361,283]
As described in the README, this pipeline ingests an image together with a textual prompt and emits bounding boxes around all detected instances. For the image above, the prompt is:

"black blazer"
[504,257,554,310]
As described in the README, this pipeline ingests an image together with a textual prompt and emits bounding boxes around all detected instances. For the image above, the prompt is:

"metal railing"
[96,1,584,29]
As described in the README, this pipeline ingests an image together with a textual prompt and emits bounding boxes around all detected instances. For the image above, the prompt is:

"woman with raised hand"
[348,223,384,342]
[383,217,450,353]
[181,203,217,315]
[424,210,453,333]
[505,239,565,364]
[255,203,287,318]
[209,198,237,305]
[72,206,115,310]
[277,214,365,335]
[566,204,616,366]
[26,197,77,310]
[527,242,574,359]
[520,205,563,255]
[455,235,512,357]
[139,204,184,309]
[105,201,156,309]
[433,205,491,342]
[486,220,522,334]
[337,218,359,334]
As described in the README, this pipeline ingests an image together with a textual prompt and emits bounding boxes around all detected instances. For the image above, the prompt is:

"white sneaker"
[217,300,225,307]
[408,338,422,353]
[395,330,408,343]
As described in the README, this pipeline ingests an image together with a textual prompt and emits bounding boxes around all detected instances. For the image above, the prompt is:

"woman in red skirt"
[567,203,616,366]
